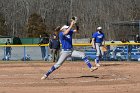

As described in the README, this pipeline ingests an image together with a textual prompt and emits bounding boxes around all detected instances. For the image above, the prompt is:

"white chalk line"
[0,73,40,77]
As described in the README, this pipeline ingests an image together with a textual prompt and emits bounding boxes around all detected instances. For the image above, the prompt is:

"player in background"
[92,27,105,67]
[41,18,98,80]
[49,34,60,62]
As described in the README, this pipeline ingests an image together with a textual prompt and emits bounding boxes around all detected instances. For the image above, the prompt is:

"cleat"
[41,75,48,80]
[96,63,100,67]
[90,67,98,72]
[95,59,100,67]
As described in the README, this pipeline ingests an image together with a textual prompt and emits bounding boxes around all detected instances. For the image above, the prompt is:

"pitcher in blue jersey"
[92,27,105,67]
[41,20,98,80]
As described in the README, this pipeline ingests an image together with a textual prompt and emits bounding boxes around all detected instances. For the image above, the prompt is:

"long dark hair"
[55,26,61,32]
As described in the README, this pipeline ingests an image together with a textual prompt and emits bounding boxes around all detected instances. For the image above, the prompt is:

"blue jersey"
[92,31,105,43]
[59,30,74,49]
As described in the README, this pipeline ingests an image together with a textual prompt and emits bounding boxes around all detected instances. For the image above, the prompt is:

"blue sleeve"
[60,29,73,35]
[59,32,64,39]
[69,29,74,35]
[63,29,74,35]
[92,33,96,38]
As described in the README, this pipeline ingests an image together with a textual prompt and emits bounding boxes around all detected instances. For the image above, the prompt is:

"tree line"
[0,0,140,40]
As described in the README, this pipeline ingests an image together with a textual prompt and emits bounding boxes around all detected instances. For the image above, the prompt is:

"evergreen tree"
[26,13,47,37]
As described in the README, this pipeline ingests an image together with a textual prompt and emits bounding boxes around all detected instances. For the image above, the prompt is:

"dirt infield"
[0,61,140,93]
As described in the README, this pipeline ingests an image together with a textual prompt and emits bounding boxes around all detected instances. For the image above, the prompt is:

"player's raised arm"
[73,23,79,33]
[63,21,75,35]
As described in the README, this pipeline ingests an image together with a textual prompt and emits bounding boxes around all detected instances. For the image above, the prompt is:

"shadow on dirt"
[102,63,122,67]
[49,75,99,80]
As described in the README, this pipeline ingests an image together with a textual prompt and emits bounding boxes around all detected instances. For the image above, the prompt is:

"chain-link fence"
[0,43,140,62]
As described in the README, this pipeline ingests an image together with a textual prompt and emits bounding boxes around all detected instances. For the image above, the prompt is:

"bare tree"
[0,0,140,40]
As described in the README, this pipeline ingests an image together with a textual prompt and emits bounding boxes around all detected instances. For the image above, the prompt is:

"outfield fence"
[0,42,140,62]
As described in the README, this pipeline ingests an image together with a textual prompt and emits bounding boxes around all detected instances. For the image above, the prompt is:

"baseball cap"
[97,27,102,30]
[60,25,69,30]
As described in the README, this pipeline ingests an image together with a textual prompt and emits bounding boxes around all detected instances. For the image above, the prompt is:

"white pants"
[95,43,104,56]
[54,50,85,69]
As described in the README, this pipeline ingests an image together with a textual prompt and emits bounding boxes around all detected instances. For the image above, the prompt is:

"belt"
[62,49,72,51]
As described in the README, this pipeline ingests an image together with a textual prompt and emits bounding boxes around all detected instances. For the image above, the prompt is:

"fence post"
[127,45,129,61]
[4,46,6,60]
[24,46,26,62]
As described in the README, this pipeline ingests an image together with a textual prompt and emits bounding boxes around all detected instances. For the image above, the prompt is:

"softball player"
[92,27,105,67]
[41,20,98,80]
